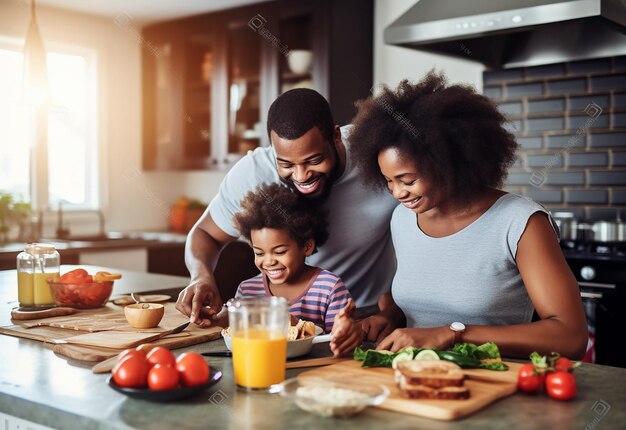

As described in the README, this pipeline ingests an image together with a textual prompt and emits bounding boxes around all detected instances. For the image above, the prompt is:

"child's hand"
[329,299,363,357]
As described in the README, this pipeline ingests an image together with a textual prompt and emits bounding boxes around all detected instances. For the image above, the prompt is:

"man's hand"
[376,327,452,352]
[176,278,223,327]
[329,299,363,357]
[360,314,397,343]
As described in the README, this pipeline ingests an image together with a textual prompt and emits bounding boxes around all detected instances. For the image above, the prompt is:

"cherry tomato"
[176,352,209,386]
[546,371,576,400]
[554,357,573,372]
[112,355,150,388]
[136,343,155,354]
[518,363,545,393]
[118,349,145,363]
[146,347,176,368]
[148,364,180,391]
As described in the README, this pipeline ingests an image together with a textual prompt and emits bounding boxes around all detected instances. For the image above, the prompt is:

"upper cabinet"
[142,0,373,171]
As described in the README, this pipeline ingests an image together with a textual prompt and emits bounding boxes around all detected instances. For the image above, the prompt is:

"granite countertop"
[1,268,625,430]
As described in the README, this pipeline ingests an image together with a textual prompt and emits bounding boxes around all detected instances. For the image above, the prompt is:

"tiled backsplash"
[484,56,626,220]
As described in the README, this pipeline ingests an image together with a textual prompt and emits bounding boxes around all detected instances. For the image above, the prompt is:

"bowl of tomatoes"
[107,347,221,402]
[48,269,121,309]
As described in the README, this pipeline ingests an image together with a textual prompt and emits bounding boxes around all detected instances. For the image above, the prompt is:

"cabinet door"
[143,21,216,170]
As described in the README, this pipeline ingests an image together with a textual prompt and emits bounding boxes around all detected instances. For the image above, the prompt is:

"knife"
[201,351,232,357]
[91,321,190,374]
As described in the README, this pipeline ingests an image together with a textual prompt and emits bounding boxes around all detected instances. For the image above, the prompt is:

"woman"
[350,72,588,359]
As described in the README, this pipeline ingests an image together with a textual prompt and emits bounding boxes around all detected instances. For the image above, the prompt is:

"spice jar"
[17,243,60,308]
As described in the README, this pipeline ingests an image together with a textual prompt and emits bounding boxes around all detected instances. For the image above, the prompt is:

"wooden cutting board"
[299,360,521,421]
[53,326,223,361]
[1,302,224,361]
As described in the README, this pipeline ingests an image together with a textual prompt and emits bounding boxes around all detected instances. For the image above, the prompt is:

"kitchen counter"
[1,268,625,430]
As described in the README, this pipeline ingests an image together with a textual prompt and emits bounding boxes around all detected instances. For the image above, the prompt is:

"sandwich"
[395,360,470,400]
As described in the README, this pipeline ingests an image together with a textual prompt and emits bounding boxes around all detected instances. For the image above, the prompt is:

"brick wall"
[484,56,626,220]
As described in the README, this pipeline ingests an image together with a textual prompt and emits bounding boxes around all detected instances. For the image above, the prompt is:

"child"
[219,183,362,356]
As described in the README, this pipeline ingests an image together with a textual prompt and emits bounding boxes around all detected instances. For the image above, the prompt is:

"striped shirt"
[236,268,351,333]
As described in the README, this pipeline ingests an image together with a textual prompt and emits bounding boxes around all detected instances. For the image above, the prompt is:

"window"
[0,40,98,210]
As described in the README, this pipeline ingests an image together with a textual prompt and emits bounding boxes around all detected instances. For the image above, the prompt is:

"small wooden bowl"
[124,303,164,329]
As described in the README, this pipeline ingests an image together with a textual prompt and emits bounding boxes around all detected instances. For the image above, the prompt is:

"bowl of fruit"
[48,269,121,309]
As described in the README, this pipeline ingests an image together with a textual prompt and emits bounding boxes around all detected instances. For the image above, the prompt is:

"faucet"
[55,201,70,239]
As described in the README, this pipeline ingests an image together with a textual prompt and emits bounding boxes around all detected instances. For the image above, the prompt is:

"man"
[176,89,401,342]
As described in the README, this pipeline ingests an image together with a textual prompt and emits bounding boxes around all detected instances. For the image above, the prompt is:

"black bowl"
[107,368,222,402]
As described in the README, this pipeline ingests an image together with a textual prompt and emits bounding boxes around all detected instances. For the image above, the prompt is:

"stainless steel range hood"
[384,0,626,69]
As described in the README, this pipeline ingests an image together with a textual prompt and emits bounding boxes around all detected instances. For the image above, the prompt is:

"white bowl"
[222,326,330,358]
[287,50,313,74]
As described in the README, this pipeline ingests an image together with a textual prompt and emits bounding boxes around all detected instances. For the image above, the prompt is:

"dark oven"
[561,241,626,368]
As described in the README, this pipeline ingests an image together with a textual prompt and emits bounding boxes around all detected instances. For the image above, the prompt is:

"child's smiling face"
[251,228,313,285]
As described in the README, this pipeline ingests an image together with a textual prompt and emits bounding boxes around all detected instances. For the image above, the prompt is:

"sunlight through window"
[0,43,97,209]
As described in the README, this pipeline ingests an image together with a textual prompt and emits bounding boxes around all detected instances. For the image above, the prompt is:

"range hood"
[384,0,626,69]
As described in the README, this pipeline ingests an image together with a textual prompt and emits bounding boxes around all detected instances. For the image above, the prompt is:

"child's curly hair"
[233,183,329,253]
[349,71,518,204]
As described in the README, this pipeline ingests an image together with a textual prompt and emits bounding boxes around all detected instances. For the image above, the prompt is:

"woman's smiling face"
[378,147,440,214]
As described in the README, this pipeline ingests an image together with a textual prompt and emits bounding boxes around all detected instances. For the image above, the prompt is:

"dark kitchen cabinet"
[142,0,373,171]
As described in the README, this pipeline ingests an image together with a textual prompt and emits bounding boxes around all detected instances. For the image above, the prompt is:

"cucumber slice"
[391,351,414,369]
[414,349,440,361]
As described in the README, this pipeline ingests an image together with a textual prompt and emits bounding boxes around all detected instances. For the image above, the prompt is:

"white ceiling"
[37,0,272,24]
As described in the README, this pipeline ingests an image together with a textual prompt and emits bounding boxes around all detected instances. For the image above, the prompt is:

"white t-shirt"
[208,126,399,307]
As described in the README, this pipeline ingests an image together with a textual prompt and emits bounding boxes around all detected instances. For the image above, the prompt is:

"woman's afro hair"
[349,71,518,204]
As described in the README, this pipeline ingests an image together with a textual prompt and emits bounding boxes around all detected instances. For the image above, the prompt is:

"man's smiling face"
[272,127,339,200]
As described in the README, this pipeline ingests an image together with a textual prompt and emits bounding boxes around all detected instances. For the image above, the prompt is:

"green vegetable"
[436,351,482,368]
[479,361,509,371]
[400,346,422,358]
[392,350,414,369]
[452,342,478,358]
[353,346,367,362]
[362,349,396,368]
[475,342,502,360]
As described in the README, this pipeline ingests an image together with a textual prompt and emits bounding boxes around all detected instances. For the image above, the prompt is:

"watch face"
[450,322,465,332]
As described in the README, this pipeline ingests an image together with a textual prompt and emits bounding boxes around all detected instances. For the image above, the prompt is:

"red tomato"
[546,371,576,400]
[554,357,573,372]
[118,349,146,363]
[517,363,545,393]
[112,356,150,388]
[146,347,176,368]
[176,352,209,386]
[148,364,180,391]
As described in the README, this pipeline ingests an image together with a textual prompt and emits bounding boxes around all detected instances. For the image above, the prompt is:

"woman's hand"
[360,314,397,343]
[376,327,453,352]
[329,299,363,357]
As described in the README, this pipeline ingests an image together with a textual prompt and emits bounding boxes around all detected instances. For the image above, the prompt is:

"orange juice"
[232,329,287,389]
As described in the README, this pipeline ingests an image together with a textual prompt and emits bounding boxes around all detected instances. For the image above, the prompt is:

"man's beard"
[280,143,341,206]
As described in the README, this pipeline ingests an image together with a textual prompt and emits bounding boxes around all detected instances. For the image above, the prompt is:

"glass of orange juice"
[228,297,289,393]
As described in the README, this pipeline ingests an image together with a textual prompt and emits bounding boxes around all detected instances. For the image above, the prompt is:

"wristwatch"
[449,322,466,344]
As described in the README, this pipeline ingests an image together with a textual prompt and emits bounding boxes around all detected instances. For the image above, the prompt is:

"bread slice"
[298,321,316,339]
[397,374,470,400]
[396,360,465,388]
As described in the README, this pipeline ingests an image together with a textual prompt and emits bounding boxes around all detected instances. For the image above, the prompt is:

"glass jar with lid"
[17,243,60,308]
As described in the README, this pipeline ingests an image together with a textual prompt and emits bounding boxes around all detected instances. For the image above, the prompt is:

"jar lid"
[25,243,57,255]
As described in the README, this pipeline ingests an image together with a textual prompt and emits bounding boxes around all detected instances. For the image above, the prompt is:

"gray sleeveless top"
[390,193,558,328]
